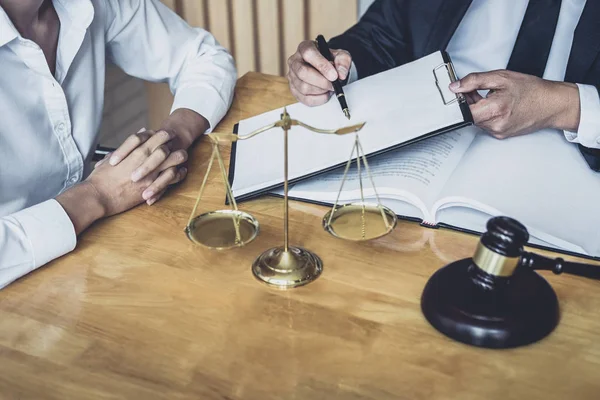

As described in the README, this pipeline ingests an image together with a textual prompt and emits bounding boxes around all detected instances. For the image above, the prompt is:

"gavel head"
[472,216,529,278]
[420,216,559,349]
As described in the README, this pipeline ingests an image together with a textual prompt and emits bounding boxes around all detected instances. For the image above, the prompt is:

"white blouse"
[0,0,237,289]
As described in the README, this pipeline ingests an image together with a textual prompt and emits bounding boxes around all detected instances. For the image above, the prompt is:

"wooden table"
[1,73,599,400]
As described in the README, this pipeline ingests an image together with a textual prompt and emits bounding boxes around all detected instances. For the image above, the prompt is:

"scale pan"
[323,202,397,241]
[186,210,259,250]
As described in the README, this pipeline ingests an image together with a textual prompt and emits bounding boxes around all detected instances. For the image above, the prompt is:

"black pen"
[315,35,351,120]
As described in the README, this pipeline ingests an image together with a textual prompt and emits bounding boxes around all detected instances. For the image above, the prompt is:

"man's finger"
[290,85,331,107]
[109,128,150,166]
[469,98,502,125]
[449,71,507,94]
[288,68,330,96]
[331,49,352,80]
[298,40,338,81]
[291,60,333,91]
[464,91,484,105]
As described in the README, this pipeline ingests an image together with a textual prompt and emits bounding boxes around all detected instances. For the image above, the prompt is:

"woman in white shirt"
[0,0,237,289]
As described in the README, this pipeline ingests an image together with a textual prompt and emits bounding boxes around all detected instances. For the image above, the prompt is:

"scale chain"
[327,140,358,227]
[356,138,392,230]
[187,144,218,228]
[215,143,243,244]
[355,135,366,240]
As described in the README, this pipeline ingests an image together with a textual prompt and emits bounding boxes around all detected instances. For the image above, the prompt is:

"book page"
[231,51,468,200]
[434,206,579,252]
[434,129,600,257]
[274,128,476,221]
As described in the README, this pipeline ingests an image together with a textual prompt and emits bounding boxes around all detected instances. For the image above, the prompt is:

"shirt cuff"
[15,199,77,269]
[347,61,359,85]
[564,84,600,149]
[170,85,230,134]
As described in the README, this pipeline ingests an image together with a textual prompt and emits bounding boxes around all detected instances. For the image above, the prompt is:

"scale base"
[185,210,259,250]
[252,246,323,289]
[421,258,559,349]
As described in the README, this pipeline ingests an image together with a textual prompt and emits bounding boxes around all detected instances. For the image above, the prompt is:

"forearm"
[159,108,210,150]
[56,182,106,235]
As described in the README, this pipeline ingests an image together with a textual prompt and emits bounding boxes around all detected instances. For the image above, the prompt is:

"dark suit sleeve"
[577,85,600,171]
[328,0,412,79]
[579,144,600,171]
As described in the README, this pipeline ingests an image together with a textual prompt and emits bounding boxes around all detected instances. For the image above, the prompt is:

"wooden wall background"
[147,0,358,128]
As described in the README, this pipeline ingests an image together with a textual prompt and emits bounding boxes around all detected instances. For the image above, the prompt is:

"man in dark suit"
[286,0,600,166]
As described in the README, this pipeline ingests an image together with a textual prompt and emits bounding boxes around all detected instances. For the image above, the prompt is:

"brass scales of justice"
[185,108,398,289]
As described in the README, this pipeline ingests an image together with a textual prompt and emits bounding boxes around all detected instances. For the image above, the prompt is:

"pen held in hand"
[315,34,351,120]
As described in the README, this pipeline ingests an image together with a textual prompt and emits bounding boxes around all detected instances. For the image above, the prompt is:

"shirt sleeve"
[101,0,237,132]
[563,84,600,149]
[0,200,76,290]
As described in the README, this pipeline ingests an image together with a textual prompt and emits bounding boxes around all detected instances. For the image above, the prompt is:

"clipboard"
[229,51,473,203]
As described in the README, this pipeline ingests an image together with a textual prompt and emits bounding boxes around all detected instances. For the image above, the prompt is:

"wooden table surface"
[1,72,599,400]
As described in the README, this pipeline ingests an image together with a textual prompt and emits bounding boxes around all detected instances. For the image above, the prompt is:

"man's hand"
[287,40,352,106]
[449,70,581,139]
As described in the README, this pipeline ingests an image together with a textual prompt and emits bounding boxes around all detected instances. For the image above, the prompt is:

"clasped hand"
[90,129,188,216]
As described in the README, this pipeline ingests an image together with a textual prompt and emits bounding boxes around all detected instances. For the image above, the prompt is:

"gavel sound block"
[421,216,600,349]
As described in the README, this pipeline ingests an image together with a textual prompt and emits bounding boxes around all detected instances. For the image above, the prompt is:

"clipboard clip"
[433,62,466,106]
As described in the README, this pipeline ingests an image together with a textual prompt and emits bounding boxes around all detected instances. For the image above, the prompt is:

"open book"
[272,126,600,259]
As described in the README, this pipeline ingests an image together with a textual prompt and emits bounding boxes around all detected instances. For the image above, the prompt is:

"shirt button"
[55,122,66,133]
[596,137,600,145]
[68,176,79,185]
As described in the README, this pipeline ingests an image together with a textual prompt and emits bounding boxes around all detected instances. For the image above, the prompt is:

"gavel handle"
[520,252,600,280]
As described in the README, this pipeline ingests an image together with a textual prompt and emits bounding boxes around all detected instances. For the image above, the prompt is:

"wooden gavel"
[472,216,600,281]
[420,216,600,349]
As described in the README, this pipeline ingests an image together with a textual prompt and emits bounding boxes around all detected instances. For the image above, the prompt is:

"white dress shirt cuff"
[564,83,600,149]
[15,199,77,269]
[170,86,230,133]
[347,62,359,85]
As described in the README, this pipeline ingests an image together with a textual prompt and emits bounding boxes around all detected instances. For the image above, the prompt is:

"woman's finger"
[131,143,171,182]
[142,166,188,203]
[146,189,166,206]
[157,149,188,173]
[94,152,112,169]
